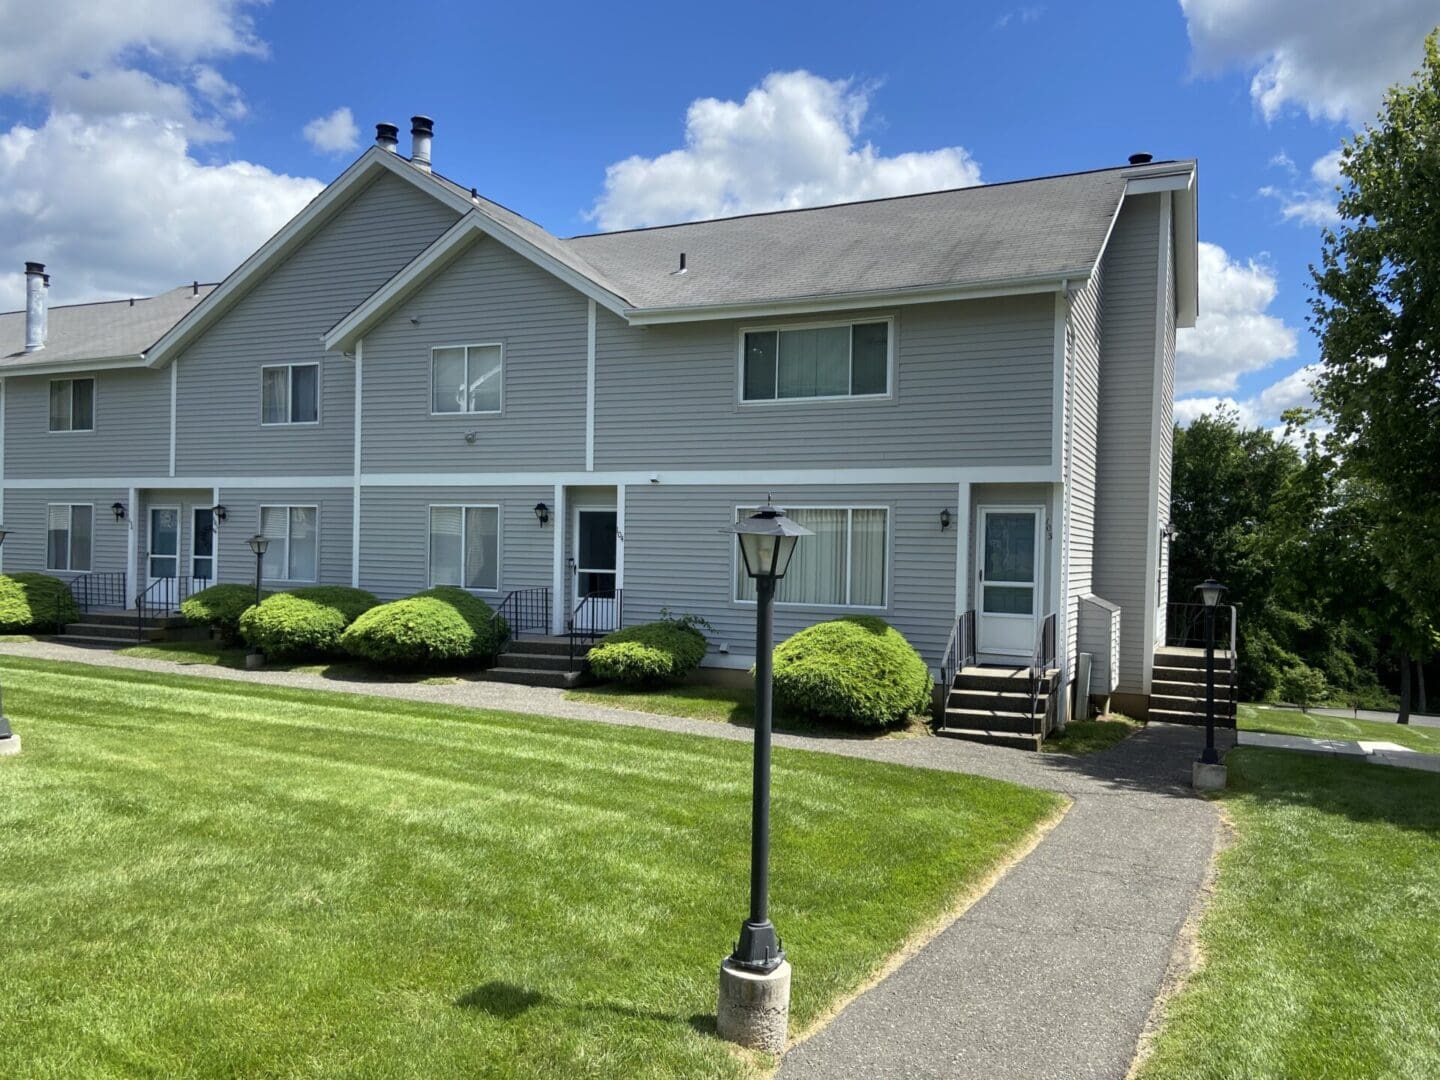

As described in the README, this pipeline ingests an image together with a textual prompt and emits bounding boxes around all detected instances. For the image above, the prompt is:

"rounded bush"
[588,621,708,686]
[239,586,379,660]
[181,583,269,644]
[0,573,80,633]
[771,616,932,729]
[339,587,506,667]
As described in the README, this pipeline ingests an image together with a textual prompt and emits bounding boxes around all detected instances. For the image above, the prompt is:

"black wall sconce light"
[534,502,551,526]
[212,505,229,524]
[940,508,952,531]
[111,501,126,522]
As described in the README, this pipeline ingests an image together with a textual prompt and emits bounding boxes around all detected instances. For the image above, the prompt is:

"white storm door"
[147,505,181,607]
[572,507,618,632]
[976,507,1042,658]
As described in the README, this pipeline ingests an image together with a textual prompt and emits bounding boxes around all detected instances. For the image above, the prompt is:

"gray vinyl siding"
[174,171,460,475]
[2,487,127,580]
[622,483,957,668]
[1066,268,1104,670]
[360,237,588,473]
[594,294,1055,470]
[1156,213,1177,640]
[1094,193,1163,695]
[357,486,553,600]
[213,487,353,588]
[5,368,170,478]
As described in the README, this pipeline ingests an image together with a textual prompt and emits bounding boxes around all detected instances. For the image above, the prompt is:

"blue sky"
[0,0,1435,428]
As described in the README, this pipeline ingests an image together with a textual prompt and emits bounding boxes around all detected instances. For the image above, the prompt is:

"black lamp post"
[0,527,16,755]
[1197,578,1227,765]
[727,502,811,972]
[246,534,270,608]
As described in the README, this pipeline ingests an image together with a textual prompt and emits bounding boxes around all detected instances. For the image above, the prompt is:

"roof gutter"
[0,353,148,377]
[622,270,1092,326]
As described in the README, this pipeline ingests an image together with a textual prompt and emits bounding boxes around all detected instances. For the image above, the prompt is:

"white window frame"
[732,504,890,610]
[429,343,505,417]
[259,363,321,426]
[48,377,96,433]
[46,503,94,572]
[426,503,502,592]
[257,504,320,583]
[736,316,895,406]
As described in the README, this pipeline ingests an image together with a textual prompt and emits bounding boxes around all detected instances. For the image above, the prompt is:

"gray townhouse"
[0,117,1202,734]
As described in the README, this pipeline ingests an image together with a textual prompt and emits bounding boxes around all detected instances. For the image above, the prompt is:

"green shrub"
[339,587,506,667]
[588,621,708,686]
[0,573,80,632]
[1277,663,1329,713]
[181,583,269,644]
[239,586,379,660]
[772,616,932,729]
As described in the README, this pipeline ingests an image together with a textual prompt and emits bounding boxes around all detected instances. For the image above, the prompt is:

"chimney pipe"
[410,115,433,172]
[24,262,46,352]
[1128,152,1154,165]
[375,122,399,152]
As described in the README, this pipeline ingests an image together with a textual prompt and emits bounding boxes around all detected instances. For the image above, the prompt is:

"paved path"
[1238,729,1440,772]
[1306,705,1440,729]
[0,640,1227,1079]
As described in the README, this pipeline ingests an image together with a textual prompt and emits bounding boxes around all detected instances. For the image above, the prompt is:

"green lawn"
[1042,714,1143,755]
[0,656,1061,1079]
[1136,749,1440,1079]
[564,684,929,738]
[1239,702,1440,754]
[119,639,464,684]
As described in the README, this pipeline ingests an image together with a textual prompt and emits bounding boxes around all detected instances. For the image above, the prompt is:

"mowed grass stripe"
[0,656,1061,1079]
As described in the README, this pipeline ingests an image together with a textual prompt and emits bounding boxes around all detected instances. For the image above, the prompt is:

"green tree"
[1309,30,1440,721]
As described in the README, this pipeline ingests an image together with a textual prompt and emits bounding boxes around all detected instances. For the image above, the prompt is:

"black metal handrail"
[66,571,129,614]
[939,609,977,690]
[1028,611,1058,734]
[568,588,623,666]
[1165,602,1237,652]
[135,575,210,641]
[490,586,551,652]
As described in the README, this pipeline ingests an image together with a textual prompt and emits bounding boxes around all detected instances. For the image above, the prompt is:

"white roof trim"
[0,354,150,378]
[325,211,632,353]
[1125,163,1199,328]
[143,148,472,369]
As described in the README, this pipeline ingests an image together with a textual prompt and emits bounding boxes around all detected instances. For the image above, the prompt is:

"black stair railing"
[1027,612,1058,735]
[490,586,551,655]
[1165,602,1237,652]
[939,609,977,694]
[65,571,129,614]
[568,588,622,667]
[134,575,209,641]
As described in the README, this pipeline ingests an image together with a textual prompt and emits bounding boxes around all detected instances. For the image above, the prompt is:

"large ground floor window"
[259,505,318,582]
[428,505,499,591]
[735,506,888,607]
[46,504,93,572]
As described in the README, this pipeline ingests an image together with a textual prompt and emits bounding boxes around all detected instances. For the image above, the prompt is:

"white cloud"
[588,71,983,231]
[1174,395,1262,428]
[1180,0,1436,124]
[1310,149,1344,186]
[1175,363,1324,435]
[1176,241,1298,394]
[995,6,1045,29]
[302,107,360,155]
[1258,148,1347,227]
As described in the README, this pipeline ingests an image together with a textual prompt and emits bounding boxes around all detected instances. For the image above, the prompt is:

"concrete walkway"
[0,640,1227,1080]
[1238,729,1440,772]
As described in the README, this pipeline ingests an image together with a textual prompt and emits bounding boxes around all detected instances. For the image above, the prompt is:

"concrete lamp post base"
[244,652,265,671]
[1192,760,1227,791]
[0,734,19,756]
[717,958,790,1054]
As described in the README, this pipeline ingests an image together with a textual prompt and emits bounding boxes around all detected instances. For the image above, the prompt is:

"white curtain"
[260,506,287,579]
[49,381,70,431]
[429,507,463,586]
[464,507,499,590]
[288,507,318,581]
[468,346,503,412]
[778,327,849,399]
[849,509,886,606]
[737,508,857,605]
[261,368,288,424]
[47,505,69,570]
[432,348,466,413]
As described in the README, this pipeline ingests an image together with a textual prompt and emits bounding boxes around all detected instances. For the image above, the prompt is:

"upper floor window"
[428,505,499,590]
[432,344,503,415]
[49,378,95,431]
[734,506,888,608]
[261,364,319,425]
[259,505,318,581]
[47,504,93,571]
[741,320,891,403]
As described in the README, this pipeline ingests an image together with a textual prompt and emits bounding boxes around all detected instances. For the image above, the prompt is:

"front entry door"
[147,506,181,608]
[573,508,618,632]
[976,507,1042,659]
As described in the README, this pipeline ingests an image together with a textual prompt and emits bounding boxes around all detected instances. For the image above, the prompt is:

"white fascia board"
[325,212,630,353]
[0,354,148,377]
[143,149,472,370]
[622,273,1088,326]
[1125,164,1199,329]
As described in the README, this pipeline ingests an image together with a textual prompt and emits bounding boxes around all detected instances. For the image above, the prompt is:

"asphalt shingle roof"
[0,285,216,370]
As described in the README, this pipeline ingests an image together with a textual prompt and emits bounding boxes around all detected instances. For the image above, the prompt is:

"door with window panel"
[976,507,1042,658]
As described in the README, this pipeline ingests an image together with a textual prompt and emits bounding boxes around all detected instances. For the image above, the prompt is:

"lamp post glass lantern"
[246,534,270,610]
[1197,578,1227,765]
[728,502,811,972]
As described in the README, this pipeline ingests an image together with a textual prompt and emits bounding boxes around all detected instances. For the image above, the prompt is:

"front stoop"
[52,610,186,649]
[1151,646,1237,727]
[936,666,1060,750]
[478,635,589,689]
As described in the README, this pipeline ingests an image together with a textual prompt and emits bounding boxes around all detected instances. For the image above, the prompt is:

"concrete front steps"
[936,666,1060,751]
[1151,645,1237,727]
[53,609,185,648]
[478,635,588,689]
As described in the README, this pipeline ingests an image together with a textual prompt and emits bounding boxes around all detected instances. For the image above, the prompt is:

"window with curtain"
[735,507,887,607]
[742,320,890,402]
[428,506,500,590]
[46,504,92,571]
[48,378,95,431]
[260,364,319,424]
[258,505,318,581]
[431,344,503,414]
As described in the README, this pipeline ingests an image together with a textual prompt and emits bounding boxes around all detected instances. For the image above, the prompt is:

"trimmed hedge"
[339,587,507,667]
[772,616,932,729]
[181,583,269,644]
[0,573,80,633]
[588,621,708,686]
[239,585,380,660]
